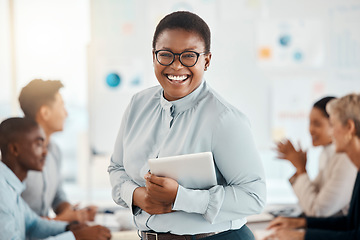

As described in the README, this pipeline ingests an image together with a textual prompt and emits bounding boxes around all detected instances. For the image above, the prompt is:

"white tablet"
[148,152,217,189]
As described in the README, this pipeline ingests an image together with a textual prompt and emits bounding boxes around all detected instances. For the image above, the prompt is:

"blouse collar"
[160,80,207,116]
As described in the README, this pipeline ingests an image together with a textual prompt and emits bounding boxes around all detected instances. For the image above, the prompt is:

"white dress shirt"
[291,143,357,216]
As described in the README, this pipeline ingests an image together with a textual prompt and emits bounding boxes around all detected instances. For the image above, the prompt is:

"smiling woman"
[108,11,266,240]
[152,28,211,101]
[275,96,357,217]
[266,93,360,240]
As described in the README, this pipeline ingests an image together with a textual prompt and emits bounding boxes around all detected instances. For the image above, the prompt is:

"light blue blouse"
[108,81,266,235]
[0,161,74,240]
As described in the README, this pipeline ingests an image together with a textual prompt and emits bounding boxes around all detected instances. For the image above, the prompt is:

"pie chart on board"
[106,73,121,88]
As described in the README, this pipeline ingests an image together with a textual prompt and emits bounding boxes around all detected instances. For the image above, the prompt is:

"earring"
[204,66,208,71]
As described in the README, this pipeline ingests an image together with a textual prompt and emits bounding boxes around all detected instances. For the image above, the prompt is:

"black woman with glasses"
[108,11,266,240]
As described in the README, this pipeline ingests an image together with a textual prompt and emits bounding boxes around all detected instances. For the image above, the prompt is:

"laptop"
[148,152,217,189]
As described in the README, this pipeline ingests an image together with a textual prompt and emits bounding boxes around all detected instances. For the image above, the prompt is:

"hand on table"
[267,216,306,231]
[54,204,98,223]
[54,205,89,223]
[85,205,98,221]
[265,229,305,240]
[72,225,111,240]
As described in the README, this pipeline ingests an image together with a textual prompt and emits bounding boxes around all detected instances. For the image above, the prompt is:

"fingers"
[145,174,166,186]
[146,180,164,193]
[99,226,112,239]
[267,217,285,230]
[74,208,89,223]
[275,140,294,154]
[91,225,112,239]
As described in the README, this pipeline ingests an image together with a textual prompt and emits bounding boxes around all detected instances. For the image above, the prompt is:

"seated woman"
[267,93,360,240]
[275,96,357,217]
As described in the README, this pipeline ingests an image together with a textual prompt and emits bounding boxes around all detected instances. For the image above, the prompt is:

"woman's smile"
[166,74,189,81]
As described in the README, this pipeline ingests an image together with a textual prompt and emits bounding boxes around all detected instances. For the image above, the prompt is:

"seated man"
[19,79,96,223]
[0,117,111,239]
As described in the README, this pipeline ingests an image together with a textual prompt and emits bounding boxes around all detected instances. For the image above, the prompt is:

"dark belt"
[141,231,217,240]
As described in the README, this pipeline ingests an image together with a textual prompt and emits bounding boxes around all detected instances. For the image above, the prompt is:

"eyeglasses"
[154,50,206,67]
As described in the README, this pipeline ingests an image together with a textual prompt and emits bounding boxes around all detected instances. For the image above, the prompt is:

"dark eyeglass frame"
[154,49,207,67]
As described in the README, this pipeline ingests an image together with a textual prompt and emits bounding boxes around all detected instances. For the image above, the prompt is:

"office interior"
[0,0,359,237]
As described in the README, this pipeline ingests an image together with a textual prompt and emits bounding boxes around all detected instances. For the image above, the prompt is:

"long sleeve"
[306,216,348,231]
[305,228,360,240]
[108,82,267,234]
[25,203,75,240]
[51,144,68,211]
[108,98,140,213]
[172,109,266,224]
[304,172,360,239]
[0,196,74,240]
[292,151,356,216]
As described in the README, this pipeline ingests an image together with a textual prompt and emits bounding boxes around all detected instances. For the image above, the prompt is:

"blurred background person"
[275,96,357,217]
[0,117,111,240]
[18,79,97,223]
[267,93,360,240]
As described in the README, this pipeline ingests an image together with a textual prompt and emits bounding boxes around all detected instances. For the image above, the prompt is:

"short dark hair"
[313,96,336,118]
[152,11,211,53]
[0,117,39,157]
[18,79,64,119]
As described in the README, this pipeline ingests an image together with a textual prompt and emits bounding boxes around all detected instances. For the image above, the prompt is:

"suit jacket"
[305,171,360,240]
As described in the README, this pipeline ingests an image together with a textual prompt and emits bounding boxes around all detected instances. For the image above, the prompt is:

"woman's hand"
[144,172,179,204]
[275,139,307,174]
[133,186,174,215]
[266,229,305,240]
[267,216,306,230]
[132,173,179,215]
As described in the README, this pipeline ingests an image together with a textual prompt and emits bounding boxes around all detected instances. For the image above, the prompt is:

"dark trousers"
[196,225,255,240]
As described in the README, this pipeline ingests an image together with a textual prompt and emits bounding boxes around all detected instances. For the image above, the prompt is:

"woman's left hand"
[266,229,305,240]
[144,173,179,205]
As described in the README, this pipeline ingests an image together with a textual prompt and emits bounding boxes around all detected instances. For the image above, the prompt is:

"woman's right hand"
[132,187,173,215]
[267,216,306,231]
[275,139,307,174]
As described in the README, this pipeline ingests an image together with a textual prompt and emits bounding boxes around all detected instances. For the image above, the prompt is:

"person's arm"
[23,200,76,240]
[25,201,111,240]
[54,201,72,215]
[305,228,360,240]
[52,202,90,223]
[50,143,70,214]
[292,153,357,216]
[306,216,348,231]
[172,109,267,224]
[108,98,141,214]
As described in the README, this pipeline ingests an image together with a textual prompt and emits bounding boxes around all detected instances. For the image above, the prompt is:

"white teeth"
[167,75,188,81]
